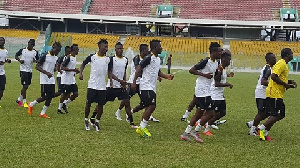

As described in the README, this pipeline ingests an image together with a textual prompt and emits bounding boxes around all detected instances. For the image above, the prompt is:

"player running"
[0,37,11,107]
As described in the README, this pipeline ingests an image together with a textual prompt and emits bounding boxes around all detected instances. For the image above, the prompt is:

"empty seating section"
[171,0,282,21]
[124,36,222,66]
[230,41,300,68]
[49,32,120,49]
[291,0,300,8]
[3,0,83,14]
[0,29,40,39]
[89,0,163,17]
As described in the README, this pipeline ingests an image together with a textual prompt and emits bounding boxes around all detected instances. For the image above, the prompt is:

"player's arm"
[158,70,174,80]
[35,54,52,78]
[34,50,39,63]
[15,49,24,64]
[61,56,80,73]
[189,59,213,79]
[271,63,290,89]
[79,55,92,80]
[131,65,142,91]
[261,66,271,86]
[107,57,113,87]
[214,69,233,88]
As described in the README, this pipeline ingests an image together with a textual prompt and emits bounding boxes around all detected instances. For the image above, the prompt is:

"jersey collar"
[209,57,215,62]
[96,52,105,57]
[115,54,123,59]
[26,47,33,51]
[48,51,54,56]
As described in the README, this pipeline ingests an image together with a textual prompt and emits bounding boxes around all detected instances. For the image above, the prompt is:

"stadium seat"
[0,29,40,39]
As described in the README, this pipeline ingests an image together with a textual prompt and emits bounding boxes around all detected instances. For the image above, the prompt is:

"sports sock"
[182,110,191,118]
[194,124,202,132]
[85,118,88,121]
[23,99,26,103]
[63,98,71,105]
[40,105,48,115]
[259,124,266,131]
[140,119,148,129]
[204,123,210,133]
[58,103,63,110]
[131,109,133,114]
[30,100,38,107]
[248,120,254,127]
[250,126,256,133]
[264,130,269,136]
[116,109,121,113]
[96,119,100,123]
[17,95,23,101]
[184,125,193,133]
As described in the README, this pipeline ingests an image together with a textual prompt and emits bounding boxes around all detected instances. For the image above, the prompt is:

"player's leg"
[181,95,196,121]
[93,90,106,132]
[249,99,269,135]
[62,84,79,113]
[0,75,6,106]
[38,84,55,119]
[84,88,95,131]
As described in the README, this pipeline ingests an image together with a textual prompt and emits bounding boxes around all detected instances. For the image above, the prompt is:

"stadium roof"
[1,10,300,29]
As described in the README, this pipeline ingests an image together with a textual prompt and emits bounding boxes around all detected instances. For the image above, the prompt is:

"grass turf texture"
[0,62,299,167]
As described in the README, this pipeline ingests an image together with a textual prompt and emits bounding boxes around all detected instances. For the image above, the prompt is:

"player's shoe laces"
[57,109,64,114]
[38,114,50,119]
[210,124,219,130]
[85,120,90,131]
[23,102,28,108]
[203,130,213,136]
[27,103,33,116]
[180,132,191,141]
[62,103,68,113]
[115,111,122,120]
[259,130,265,141]
[190,131,204,143]
[149,116,160,122]
[16,100,23,107]
[136,126,151,137]
[93,122,100,132]
[89,117,95,126]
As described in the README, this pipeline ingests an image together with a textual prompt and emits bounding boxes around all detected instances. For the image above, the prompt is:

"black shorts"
[20,71,32,86]
[140,90,156,107]
[106,88,130,101]
[266,97,285,117]
[127,83,140,98]
[41,84,55,99]
[0,75,6,91]
[195,96,212,110]
[87,88,106,105]
[211,100,226,113]
[56,77,64,92]
[63,84,78,94]
[256,98,268,114]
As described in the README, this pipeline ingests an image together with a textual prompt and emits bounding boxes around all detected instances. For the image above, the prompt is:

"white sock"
[248,120,254,127]
[264,130,269,136]
[204,123,210,133]
[58,103,63,110]
[140,119,148,129]
[23,99,26,103]
[149,115,153,119]
[17,95,23,101]
[63,98,71,105]
[131,109,133,114]
[30,100,38,107]
[116,109,121,113]
[96,119,100,123]
[250,126,256,133]
[194,124,202,132]
[259,124,266,131]
[40,105,48,115]
[184,125,193,133]
[85,118,88,121]
[182,110,191,118]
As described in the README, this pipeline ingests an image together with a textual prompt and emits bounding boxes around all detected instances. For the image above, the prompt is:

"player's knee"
[23,85,29,90]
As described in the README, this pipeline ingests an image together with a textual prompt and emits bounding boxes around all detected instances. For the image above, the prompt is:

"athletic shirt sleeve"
[125,57,128,70]
[38,54,47,65]
[194,58,209,70]
[262,65,272,79]
[82,54,92,65]
[108,56,114,71]
[62,55,71,67]
[57,56,64,64]
[133,55,140,67]
[140,56,151,68]
[15,48,23,57]
[34,50,39,60]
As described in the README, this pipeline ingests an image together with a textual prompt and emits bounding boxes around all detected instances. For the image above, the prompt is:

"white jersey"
[194,57,219,97]
[128,54,142,84]
[255,64,272,99]
[139,54,161,93]
[0,48,8,75]
[106,55,128,88]
[39,52,58,84]
[61,55,77,85]
[56,55,67,78]
[83,53,110,90]
[16,48,38,72]
[211,69,227,100]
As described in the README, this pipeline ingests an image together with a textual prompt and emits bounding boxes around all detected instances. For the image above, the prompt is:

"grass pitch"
[0,62,299,167]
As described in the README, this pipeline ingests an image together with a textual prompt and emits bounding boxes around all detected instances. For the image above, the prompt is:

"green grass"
[0,62,300,167]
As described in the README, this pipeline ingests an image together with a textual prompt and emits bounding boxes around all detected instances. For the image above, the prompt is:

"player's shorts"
[56,77,64,93]
[87,88,106,105]
[256,98,268,114]
[140,90,156,107]
[211,100,226,113]
[63,84,78,94]
[0,75,6,91]
[195,96,212,110]
[266,97,285,117]
[41,84,55,99]
[20,71,32,86]
[127,83,140,98]
[106,88,130,101]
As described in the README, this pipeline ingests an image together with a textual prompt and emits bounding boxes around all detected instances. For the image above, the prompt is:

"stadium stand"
[291,0,300,8]
[0,29,40,39]
[2,0,83,14]
[88,0,163,17]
